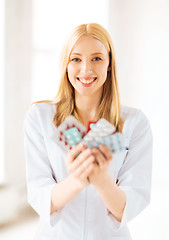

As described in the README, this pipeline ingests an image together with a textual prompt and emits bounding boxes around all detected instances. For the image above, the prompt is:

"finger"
[68,148,93,173]
[67,142,87,163]
[98,144,113,161]
[74,155,95,178]
[91,148,105,168]
[80,162,95,181]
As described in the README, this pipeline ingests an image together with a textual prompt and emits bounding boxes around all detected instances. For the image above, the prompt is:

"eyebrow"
[70,53,82,56]
[70,52,104,56]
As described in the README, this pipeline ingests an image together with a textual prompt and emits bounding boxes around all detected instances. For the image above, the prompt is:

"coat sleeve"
[107,110,153,230]
[23,105,62,227]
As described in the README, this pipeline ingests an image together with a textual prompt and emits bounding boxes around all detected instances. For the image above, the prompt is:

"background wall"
[31,0,109,101]
[0,0,32,225]
[0,0,5,183]
[0,0,169,239]
[108,0,169,183]
[108,1,169,239]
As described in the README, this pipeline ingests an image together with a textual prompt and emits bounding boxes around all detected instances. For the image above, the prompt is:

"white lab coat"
[24,103,153,240]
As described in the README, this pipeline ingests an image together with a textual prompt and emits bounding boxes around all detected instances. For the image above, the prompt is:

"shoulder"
[24,102,56,129]
[26,102,56,117]
[121,105,145,120]
[121,105,152,139]
[121,105,150,125]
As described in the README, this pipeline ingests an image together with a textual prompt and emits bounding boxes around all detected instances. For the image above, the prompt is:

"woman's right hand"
[66,143,95,189]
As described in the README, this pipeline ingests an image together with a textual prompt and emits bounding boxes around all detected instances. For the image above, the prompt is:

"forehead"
[70,35,108,55]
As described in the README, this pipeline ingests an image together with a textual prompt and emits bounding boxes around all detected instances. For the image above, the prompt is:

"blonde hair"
[33,23,124,132]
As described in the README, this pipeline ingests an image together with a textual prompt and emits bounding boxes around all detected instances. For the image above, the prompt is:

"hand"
[88,144,113,189]
[66,143,95,189]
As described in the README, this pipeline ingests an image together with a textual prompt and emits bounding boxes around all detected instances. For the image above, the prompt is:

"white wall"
[31,0,109,102]
[108,1,169,239]
[4,0,32,186]
[108,0,169,183]
[0,0,32,223]
[0,0,5,183]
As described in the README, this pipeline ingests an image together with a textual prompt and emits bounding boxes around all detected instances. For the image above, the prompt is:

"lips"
[77,77,97,84]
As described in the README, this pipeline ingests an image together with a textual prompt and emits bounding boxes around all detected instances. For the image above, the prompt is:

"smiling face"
[67,35,110,98]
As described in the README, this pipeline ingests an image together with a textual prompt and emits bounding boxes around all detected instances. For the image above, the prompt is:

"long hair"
[33,23,124,132]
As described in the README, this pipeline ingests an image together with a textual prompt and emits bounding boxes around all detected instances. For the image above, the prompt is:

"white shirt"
[24,103,153,240]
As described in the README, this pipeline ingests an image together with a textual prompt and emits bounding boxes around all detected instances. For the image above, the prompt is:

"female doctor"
[24,23,153,239]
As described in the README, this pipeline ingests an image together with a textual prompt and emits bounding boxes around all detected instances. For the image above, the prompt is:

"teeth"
[78,78,96,84]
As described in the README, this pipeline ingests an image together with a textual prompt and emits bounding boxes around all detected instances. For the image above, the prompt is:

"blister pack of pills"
[55,115,86,151]
[55,115,127,153]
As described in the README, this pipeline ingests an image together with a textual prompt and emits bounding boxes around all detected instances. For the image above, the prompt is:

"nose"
[80,60,92,74]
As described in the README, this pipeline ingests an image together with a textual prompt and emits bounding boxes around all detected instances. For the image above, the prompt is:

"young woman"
[24,23,153,239]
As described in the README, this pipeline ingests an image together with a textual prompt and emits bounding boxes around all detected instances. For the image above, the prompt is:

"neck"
[75,93,102,126]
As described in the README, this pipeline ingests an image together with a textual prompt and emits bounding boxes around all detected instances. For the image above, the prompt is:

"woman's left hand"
[88,144,113,188]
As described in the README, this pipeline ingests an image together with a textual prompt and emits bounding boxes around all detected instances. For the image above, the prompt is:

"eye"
[71,58,81,62]
[92,57,102,61]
